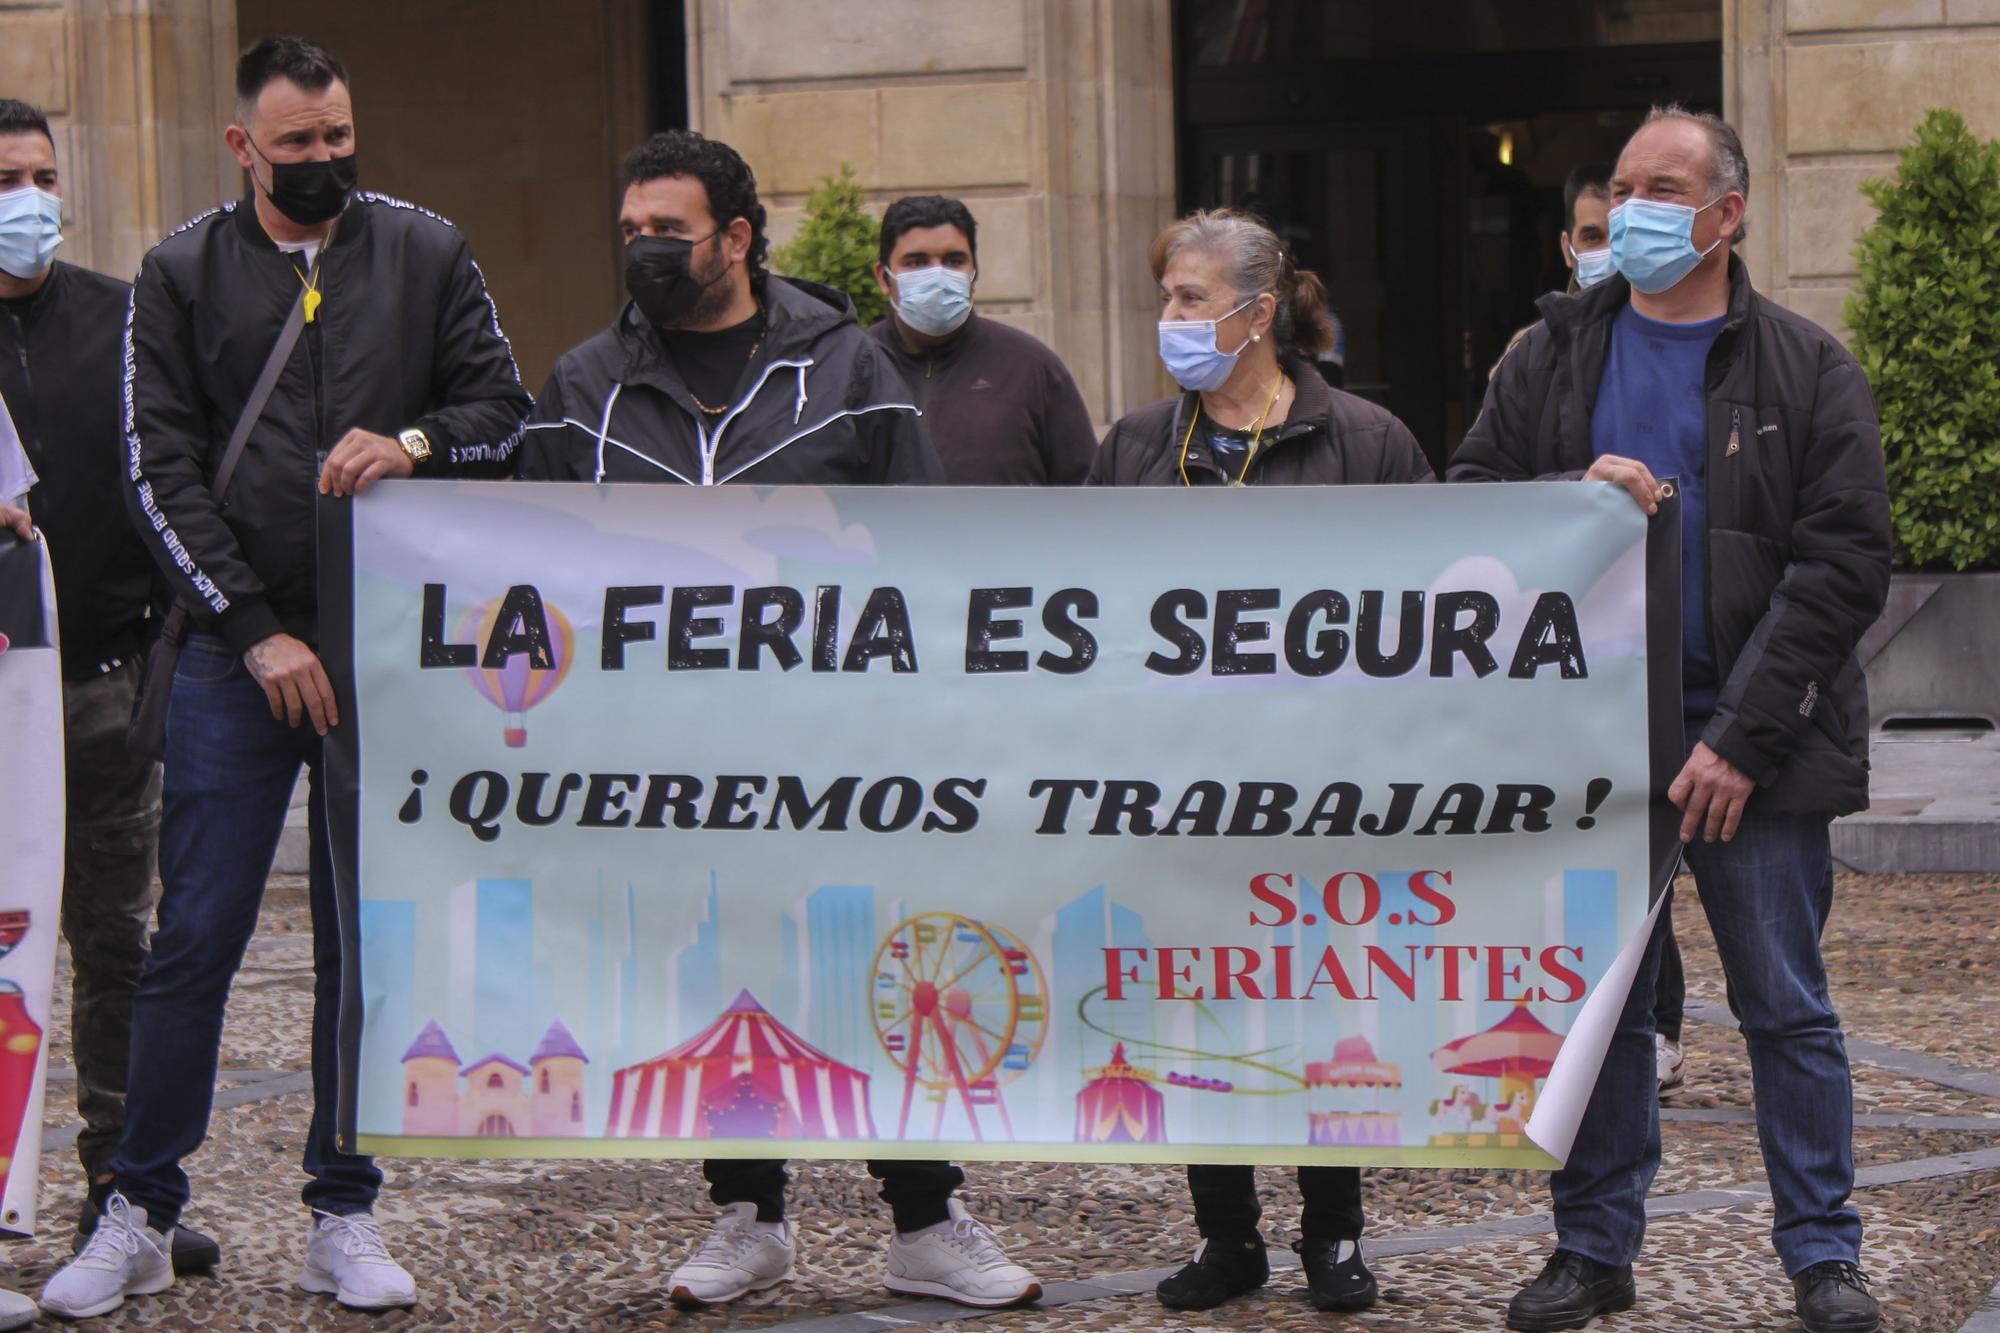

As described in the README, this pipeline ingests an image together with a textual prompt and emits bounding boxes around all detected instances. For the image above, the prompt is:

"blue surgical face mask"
[1572,245,1615,290]
[891,264,974,337]
[1158,296,1256,392]
[0,186,63,280]
[1609,195,1724,294]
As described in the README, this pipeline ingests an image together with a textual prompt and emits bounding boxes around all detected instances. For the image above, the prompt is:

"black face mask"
[252,143,358,226]
[624,231,729,328]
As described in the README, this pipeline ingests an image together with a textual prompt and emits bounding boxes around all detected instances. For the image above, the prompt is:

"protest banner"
[326,481,1680,1169]
[0,532,64,1234]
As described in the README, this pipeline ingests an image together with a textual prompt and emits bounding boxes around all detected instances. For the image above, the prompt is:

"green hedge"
[1846,109,2000,572]
[770,165,888,328]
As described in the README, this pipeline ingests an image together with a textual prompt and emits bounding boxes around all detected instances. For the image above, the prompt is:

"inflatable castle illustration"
[400,1018,589,1138]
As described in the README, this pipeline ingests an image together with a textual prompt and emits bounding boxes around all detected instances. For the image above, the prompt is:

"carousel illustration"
[1427,1002,1565,1147]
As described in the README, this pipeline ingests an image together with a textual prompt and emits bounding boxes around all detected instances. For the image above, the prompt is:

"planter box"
[1858,571,2000,729]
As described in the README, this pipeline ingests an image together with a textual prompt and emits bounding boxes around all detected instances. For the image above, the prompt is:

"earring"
[1252,333,1261,342]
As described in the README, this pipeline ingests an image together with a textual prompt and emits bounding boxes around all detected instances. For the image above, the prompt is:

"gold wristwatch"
[397,427,433,465]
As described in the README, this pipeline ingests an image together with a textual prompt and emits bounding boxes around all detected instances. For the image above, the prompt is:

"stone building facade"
[3,0,1995,423]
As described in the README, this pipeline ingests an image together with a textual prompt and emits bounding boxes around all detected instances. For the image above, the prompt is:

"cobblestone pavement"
[7,872,1996,1330]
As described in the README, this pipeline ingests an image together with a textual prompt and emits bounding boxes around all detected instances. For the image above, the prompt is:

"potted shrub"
[1845,108,2000,728]
[770,164,888,328]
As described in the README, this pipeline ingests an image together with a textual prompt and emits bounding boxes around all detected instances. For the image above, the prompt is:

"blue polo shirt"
[1590,303,1725,719]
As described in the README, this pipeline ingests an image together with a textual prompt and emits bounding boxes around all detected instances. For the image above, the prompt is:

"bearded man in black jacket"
[520,130,1040,1315]
[1452,106,1890,1333]
[43,35,529,1322]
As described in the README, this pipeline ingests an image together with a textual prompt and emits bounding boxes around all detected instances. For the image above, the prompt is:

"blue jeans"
[1553,814,1861,1275]
[110,635,380,1227]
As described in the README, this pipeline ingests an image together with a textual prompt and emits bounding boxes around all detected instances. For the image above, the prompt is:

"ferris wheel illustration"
[871,912,1049,1141]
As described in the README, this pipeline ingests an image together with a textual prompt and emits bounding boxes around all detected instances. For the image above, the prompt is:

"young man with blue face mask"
[866,195,1096,486]
[1453,105,1890,1333]
[1558,163,1614,295]
[0,99,223,1302]
[1491,163,1613,383]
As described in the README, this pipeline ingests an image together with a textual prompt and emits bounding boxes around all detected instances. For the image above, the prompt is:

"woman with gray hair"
[1091,209,1431,1316]
[1091,208,1432,488]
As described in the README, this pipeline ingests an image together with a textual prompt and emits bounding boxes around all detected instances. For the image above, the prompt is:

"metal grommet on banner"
[1658,481,1676,500]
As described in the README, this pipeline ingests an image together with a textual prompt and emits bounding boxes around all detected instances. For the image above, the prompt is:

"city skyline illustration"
[357,866,1622,1145]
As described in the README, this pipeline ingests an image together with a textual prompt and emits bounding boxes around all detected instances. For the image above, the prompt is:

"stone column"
[688,0,1175,424]
[1,0,239,283]
[1727,0,2000,341]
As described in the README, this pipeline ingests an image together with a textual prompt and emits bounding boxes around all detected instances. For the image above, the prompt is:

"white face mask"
[1572,246,1614,289]
[0,186,63,280]
[891,265,974,337]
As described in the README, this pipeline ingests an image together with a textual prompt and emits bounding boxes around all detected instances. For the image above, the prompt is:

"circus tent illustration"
[1306,1035,1402,1147]
[0,911,42,1209]
[607,990,876,1141]
[400,1017,589,1138]
[1074,1043,1167,1144]
[1427,1002,1565,1147]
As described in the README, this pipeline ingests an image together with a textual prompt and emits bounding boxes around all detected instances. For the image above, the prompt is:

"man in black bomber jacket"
[43,36,529,1322]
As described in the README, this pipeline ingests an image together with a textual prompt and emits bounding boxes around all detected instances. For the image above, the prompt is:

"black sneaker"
[76,1182,222,1275]
[1505,1249,1636,1331]
[1296,1235,1377,1313]
[1156,1234,1269,1311]
[1793,1261,1880,1333]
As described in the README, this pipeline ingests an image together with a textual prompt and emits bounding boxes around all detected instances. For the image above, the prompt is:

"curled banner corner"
[1525,893,1669,1165]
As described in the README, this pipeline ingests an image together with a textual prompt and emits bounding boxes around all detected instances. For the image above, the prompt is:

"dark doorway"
[1175,1,1723,473]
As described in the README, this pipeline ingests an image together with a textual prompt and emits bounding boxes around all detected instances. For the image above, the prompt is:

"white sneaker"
[1657,1032,1687,1097]
[668,1202,796,1307]
[885,1199,1042,1308]
[0,1286,33,1331]
[40,1191,173,1318]
[298,1210,416,1310]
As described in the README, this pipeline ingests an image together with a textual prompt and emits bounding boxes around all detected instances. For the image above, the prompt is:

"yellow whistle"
[303,288,322,324]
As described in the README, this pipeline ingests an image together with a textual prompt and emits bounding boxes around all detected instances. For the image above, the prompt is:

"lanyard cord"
[1177,373,1285,487]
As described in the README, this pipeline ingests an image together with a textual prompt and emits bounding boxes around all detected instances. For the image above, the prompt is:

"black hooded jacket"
[1,261,154,678]
[124,191,532,654]
[1450,256,1892,817]
[518,276,940,486]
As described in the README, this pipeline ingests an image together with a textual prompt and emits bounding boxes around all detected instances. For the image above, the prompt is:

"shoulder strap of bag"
[213,222,336,500]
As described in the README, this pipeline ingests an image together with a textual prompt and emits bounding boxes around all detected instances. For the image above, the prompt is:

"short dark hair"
[0,99,53,147]
[235,36,349,117]
[1639,103,1750,244]
[1562,163,1612,235]
[878,195,978,266]
[620,130,769,281]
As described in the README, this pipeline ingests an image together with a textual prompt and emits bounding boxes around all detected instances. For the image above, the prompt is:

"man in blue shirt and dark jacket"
[1452,105,1891,1333]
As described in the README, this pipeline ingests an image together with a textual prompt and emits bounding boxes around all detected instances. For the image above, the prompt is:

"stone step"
[1831,730,2000,873]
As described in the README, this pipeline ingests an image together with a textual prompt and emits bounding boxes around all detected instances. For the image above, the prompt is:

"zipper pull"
[1726,408,1740,457]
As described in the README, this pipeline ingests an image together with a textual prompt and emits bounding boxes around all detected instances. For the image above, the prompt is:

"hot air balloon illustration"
[458,595,573,747]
